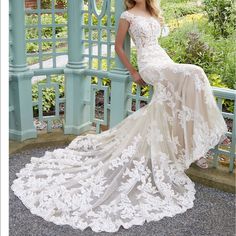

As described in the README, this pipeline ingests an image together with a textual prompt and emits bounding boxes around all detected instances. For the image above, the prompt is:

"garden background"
[25,0,236,129]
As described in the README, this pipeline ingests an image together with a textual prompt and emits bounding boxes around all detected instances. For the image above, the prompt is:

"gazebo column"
[63,0,92,134]
[9,0,36,141]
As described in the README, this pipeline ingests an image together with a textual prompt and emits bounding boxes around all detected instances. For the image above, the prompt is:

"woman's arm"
[114,19,146,86]
[114,19,136,75]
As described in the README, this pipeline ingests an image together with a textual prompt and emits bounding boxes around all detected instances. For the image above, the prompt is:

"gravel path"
[9,145,236,236]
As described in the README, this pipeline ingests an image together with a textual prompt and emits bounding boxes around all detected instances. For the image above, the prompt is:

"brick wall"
[25,0,37,9]
[25,0,66,9]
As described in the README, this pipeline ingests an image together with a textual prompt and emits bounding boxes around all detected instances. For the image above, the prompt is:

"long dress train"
[10,10,228,233]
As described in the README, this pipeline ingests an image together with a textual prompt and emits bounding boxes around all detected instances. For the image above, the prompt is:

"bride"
[11,0,231,233]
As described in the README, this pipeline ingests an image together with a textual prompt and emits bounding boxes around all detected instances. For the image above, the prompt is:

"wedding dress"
[11,10,228,233]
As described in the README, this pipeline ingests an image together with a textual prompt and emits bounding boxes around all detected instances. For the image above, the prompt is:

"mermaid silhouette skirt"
[11,61,228,233]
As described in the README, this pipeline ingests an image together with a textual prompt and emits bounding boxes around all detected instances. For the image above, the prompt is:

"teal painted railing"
[211,87,236,172]
[9,0,235,172]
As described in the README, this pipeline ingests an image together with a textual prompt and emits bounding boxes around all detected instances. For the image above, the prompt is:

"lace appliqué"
[109,133,142,170]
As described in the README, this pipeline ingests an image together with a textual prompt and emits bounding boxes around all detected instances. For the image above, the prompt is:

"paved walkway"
[9,145,236,236]
[30,41,140,84]
[30,44,117,84]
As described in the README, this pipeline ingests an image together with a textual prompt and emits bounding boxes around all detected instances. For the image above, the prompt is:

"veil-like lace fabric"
[11,10,228,233]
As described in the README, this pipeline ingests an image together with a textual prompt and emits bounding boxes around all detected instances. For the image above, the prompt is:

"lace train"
[11,64,228,232]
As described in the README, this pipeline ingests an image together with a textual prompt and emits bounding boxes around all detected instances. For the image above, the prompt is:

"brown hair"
[123,0,165,26]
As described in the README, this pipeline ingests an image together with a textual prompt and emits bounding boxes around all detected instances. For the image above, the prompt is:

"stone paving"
[9,145,236,236]
[30,44,114,84]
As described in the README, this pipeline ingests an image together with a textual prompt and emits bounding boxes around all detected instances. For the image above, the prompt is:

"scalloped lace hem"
[11,184,196,233]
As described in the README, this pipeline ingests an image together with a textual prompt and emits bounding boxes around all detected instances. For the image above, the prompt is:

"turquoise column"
[9,0,36,141]
[229,94,236,172]
[63,0,92,134]
[109,1,131,127]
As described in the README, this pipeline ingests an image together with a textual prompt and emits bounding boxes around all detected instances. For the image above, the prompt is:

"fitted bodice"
[120,10,161,51]
[119,10,174,73]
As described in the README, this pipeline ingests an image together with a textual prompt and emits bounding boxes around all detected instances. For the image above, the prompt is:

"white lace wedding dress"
[11,10,228,233]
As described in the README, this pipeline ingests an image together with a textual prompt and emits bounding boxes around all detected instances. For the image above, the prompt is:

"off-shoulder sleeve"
[120,11,132,23]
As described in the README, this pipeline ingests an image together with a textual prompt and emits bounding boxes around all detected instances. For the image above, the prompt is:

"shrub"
[32,75,64,114]
[203,0,236,38]
[167,13,205,31]
[161,1,204,22]
[183,31,215,70]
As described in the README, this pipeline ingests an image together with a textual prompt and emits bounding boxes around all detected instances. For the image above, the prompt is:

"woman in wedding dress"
[11,0,231,233]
